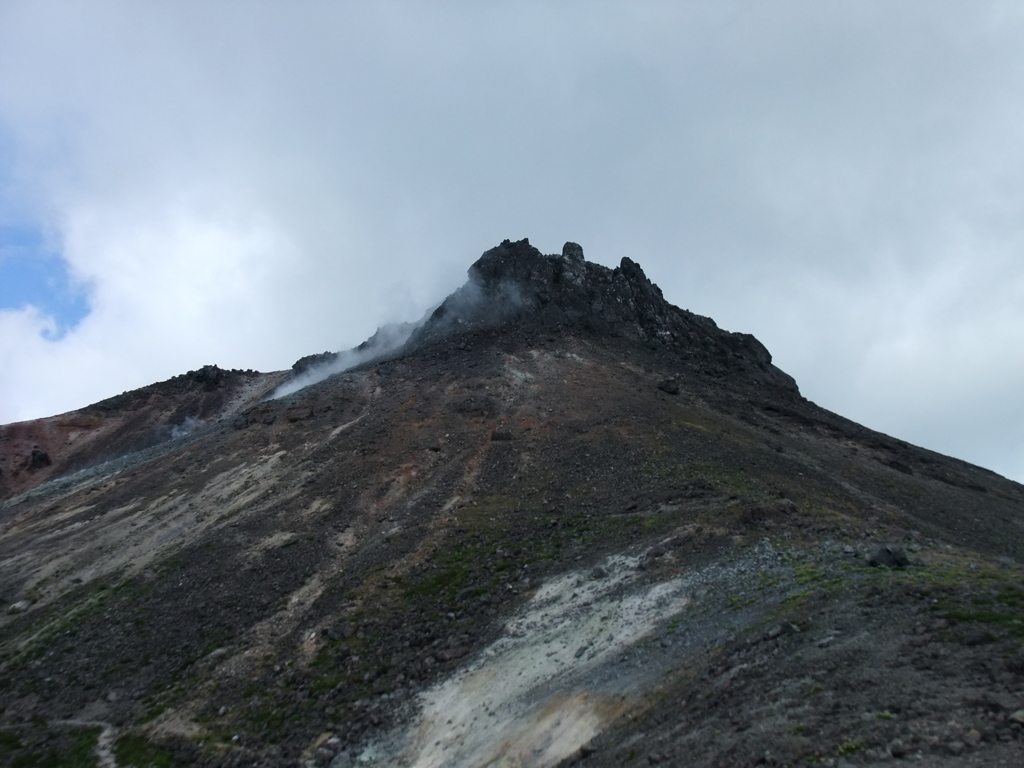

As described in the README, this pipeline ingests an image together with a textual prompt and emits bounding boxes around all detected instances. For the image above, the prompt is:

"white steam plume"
[271,320,422,399]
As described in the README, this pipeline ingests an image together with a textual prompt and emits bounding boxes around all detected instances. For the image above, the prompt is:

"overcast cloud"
[0,1,1022,482]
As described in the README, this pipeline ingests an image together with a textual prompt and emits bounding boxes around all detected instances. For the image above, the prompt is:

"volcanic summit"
[1,240,1023,768]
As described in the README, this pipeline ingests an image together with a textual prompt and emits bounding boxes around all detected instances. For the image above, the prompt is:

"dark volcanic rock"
[657,378,680,395]
[868,544,910,567]
[292,350,339,375]
[28,446,51,471]
[406,238,799,395]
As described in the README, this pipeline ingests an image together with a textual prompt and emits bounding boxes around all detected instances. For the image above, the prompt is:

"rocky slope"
[1,240,1023,768]
[0,365,281,502]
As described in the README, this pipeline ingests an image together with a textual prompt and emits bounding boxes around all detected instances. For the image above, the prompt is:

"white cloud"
[0,1,1022,481]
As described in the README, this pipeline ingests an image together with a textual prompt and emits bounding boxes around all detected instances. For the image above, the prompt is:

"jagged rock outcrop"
[292,351,339,376]
[405,239,798,393]
[276,240,796,400]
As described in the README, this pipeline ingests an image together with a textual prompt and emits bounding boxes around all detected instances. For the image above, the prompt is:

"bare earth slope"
[1,240,1023,768]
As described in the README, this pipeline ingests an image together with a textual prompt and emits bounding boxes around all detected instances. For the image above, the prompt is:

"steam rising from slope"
[271,320,421,399]
[272,271,526,399]
[405,275,526,349]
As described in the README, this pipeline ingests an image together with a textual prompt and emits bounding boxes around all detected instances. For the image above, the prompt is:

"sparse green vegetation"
[781,589,813,608]
[794,563,819,585]
[243,701,296,740]
[947,583,1024,633]
[0,730,23,750]
[852,557,1024,642]
[757,571,783,590]
[726,593,756,609]
[404,543,479,597]
[113,733,174,768]
[0,726,99,768]
[60,727,101,768]
[837,738,864,756]
[943,604,1024,639]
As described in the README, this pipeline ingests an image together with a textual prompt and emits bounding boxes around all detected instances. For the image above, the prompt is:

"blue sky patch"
[0,225,90,339]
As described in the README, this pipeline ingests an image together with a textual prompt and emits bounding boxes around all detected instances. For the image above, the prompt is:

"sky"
[0,2,1022,483]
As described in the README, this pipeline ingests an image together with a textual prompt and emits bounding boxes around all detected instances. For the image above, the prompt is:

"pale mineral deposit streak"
[391,556,690,767]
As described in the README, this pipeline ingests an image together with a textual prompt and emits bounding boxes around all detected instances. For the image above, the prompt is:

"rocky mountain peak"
[407,238,798,394]
[3,240,1024,768]
[413,238,672,343]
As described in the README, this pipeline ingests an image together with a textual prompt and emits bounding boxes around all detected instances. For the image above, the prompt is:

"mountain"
[1,239,1023,768]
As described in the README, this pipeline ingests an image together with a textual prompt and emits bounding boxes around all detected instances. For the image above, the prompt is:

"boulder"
[28,446,51,471]
[657,379,680,395]
[867,545,909,568]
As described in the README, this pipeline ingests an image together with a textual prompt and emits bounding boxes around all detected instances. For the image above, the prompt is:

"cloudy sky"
[1,1,1022,482]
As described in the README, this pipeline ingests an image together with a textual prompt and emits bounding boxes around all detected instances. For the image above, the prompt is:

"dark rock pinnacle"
[407,238,799,394]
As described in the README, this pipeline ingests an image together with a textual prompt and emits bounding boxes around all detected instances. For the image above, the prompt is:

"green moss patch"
[113,733,175,768]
